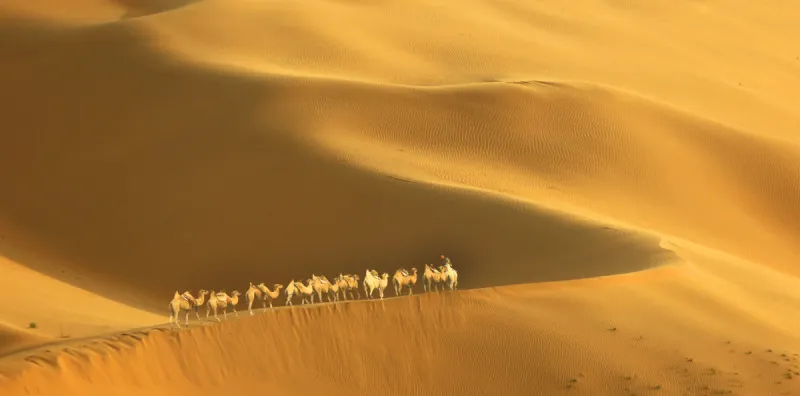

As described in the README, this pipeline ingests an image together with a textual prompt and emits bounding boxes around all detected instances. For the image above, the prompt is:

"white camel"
[441,257,459,291]
[169,289,208,328]
[364,270,389,299]
[285,280,298,306]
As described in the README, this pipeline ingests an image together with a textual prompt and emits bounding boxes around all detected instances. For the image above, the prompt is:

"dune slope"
[2,246,800,396]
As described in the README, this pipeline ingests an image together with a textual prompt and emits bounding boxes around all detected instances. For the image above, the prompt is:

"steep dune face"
[0,256,162,342]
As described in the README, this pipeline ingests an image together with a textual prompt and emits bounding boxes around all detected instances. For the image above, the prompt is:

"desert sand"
[0,0,799,394]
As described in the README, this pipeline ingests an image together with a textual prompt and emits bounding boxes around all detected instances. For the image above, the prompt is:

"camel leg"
[169,305,179,328]
[215,307,221,322]
[268,298,273,309]
[248,298,254,316]
[194,306,202,323]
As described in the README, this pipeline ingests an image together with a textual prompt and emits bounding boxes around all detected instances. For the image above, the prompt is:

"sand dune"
[2,248,800,396]
[1,0,799,394]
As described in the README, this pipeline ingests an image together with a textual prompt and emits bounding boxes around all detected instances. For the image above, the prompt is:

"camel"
[334,274,350,301]
[206,290,241,321]
[257,283,283,308]
[442,262,459,290]
[310,274,333,303]
[293,280,314,304]
[364,270,389,299]
[379,272,389,297]
[169,289,208,328]
[335,273,360,300]
[245,282,263,316]
[344,274,361,300]
[329,280,340,302]
[285,280,298,306]
[393,267,418,296]
[424,264,445,292]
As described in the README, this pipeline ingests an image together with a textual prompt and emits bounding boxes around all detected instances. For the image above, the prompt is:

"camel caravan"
[168,255,460,328]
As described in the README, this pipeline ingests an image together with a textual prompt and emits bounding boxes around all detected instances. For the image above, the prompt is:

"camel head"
[382,273,389,280]
[232,290,241,297]
[198,289,209,296]
[411,268,418,274]
[274,284,283,290]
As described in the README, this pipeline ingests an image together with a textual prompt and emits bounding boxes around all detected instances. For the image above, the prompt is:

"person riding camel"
[440,254,452,267]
